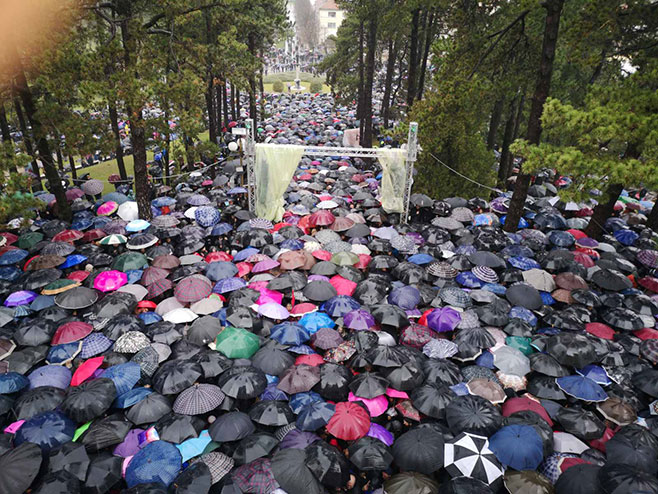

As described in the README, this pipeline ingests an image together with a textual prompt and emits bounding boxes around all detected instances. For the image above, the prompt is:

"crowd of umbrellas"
[1,93,658,494]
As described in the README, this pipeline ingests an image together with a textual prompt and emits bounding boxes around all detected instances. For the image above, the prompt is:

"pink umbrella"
[248,281,269,292]
[385,388,409,399]
[348,392,388,417]
[97,201,119,216]
[290,303,318,317]
[330,275,357,296]
[257,289,284,305]
[253,258,280,273]
[312,250,332,261]
[93,270,128,292]
[257,302,289,320]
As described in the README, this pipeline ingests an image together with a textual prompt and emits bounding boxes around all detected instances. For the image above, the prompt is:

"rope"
[428,152,503,194]
[68,159,228,185]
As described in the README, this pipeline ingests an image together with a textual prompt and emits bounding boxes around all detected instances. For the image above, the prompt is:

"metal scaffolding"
[244,119,419,223]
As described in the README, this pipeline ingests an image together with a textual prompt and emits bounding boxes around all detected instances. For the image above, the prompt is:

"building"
[317,0,345,41]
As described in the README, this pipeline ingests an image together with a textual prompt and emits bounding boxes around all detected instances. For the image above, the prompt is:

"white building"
[317,0,345,41]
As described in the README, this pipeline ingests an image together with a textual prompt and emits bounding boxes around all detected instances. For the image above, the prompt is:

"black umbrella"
[209,411,255,442]
[48,442,90,481]
[152,360,203,395]
[371,304,410,330]
[348,436,394,471]
[554,463,601,494]
[598,463,658,494]
[423,358,463,386]
[442,476,493,494]
[527,375,567,400]
[476,299,510,326]
[190,350,232,379]
[392,427,444,474]
[217,363,267,399]
[556,407,605,440]
[187,316,223,346]
[80,415,132,452]
[61,378,117,423]
[545,333,597,368]
[385,362,424,391]
[602,308,644,331]
[169,461,212,494]
[126,393,172,426]
[529,353,569,377]
[0,442,42,494]
[84,452,123,494]
[383,472,439,494]
[303,280,337,302]
[506,283,543,310]
[233,433,279,465]
[271,449,322,494]
[13,319,56,347]
[32,470,80,494]
[155,413,201,443]
[468,251,505,268]
[252,344,295,376]
[315,363,352,402]
[13,385,66,420]
[349,372,389,399]
[592,268,633,291]
[304,441,349,488]
[445,395,503,437]
[353,279,387,305]
[606,429,658,475]
[54,286,99,310]
[410,383,456,419]
[248,400,295,426]
[365,345,409,368]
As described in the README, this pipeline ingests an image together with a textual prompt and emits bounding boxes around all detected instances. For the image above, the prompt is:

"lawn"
[82,152,152,195]
[263,71,331,93]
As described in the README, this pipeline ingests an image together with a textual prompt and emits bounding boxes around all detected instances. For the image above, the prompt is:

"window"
[328,11,336,17]
[328,22,336,28]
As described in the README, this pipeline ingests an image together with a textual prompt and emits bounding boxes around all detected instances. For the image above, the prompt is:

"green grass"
[263,71,325,85]
[82,152,153,195]
[263,81,331,93]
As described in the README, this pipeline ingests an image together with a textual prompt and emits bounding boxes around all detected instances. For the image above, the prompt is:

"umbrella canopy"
[444,432,504,488]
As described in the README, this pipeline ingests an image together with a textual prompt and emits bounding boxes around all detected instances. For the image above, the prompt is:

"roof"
[317,0,340,10]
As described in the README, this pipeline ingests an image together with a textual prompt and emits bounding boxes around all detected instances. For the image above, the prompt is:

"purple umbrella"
[113,428,145,457]
[258,303,290,320]
[213,277,247,294]
[253,258,280,273]
[279,429,321,449]
[343,309,376,330]
[28,365,72,389]
[426,307,462,333]
[388,286,421,310]
[367,423,394,446]
[4,290,38,307]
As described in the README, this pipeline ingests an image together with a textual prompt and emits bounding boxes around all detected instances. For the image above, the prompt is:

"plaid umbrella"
[174,275,212,303]
[233,458,279,494]
[638,250,658,268]
[196,452,234,484]
[80,333,113,358]
[114,331,150,353]
[214,277,247,294]
[173,383,225,415]
[195,207,220,227]
[131,345,160,377]
[147,279,174,299]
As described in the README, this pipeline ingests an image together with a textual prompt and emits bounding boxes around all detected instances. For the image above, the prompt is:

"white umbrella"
[117,201,139,221]
[552,432,589,454]
[156,297,184,316]
[522,268,557,292]
[117,284,148,301]
[163,307,198,324]
[493,346,531,376]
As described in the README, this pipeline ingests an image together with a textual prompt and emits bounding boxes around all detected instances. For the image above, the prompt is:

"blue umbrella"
[260,383,289,401]
[509,306,537,326]
[576,365,612,386]
[540,291,556,305]
[139,311,163,325]
[0,249,29,266]
[14,411,76,453]
[234,247,259,262]
[500,215,528,229]
[71,218,93,230]
[228,187,248,195]
[501,245,534,257]
[482,283,506,295]
[280,239,303,251]
[0,372,30,394]
[177,430,212,462]
[125,440,182,488]
[0,266,22,281]
[299,312,335,333]
[80,332,113,359]
[214,277,247,294]
[195,206,220,227]
[46,343,81,365]
[508,256,541,271]
[28,365,71,389]
[102,192,129,204]
[474,351,495,369]
[114,387,153,408]
[59,254,88,269]
[547,230,575,247]
[289,391,324,414]
[388,286,421,310]
[489,425,543,470]
[407,253,434,265]
[152,197,176,207]
[321,296,360,318]
[211,223,233,236]
[296,401,336,431]
[456,272,482,288]
[287,344,315,355]
[126,269,144,284]
[205,261,238,281]
[102,362,142,395]
[556,375,608,402]
[126,220,151,232]
[614,229,639,246]
[30,295,55,311]
[270,322,310,346]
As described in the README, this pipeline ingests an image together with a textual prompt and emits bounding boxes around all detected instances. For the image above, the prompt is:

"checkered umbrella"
[195,206,220,227]
[174,275,212,303]
[113,331,150,353]
[147,278,173,299]
[423,338,459,359]
[444,432,504,487]
[151,215,179,228]
[439,287,472,308]
[173,383,225,415]
[79,333,113,358]
[131,345,160,377]
[195,452,234,484]
[233,458,279,494]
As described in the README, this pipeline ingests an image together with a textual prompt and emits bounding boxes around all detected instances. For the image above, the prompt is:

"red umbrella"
[52,321,93,345]
[205,251,233,263]
[137,301,157,310]
[0,232,18,245]
[639,277,658,293]
[236,262,252,277]
[330,276,356,296]
[558,457,589,473]
[68,271,91,282]
[141,267,170,286]
[81,229,107,243]
[589,426,615,453]
[290,303,317,317]
[71,356,104,386]
[310,211,335,227]
[502,396,553,426]
[295,354,325,367]
[66,188,85,201]
[326,402,370,440]
[634,328,658,340]
[585,322,615,340]
[354,254,371,269]
[312,250,332,262]
[573,252,595,268]
[52,230,84,243]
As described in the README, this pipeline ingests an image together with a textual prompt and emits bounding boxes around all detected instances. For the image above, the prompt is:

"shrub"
[272,81,284,92]
[309,82,323,93]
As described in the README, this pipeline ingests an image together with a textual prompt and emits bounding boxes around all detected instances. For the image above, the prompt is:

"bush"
[272,81,284,92]
[309,82,323,93]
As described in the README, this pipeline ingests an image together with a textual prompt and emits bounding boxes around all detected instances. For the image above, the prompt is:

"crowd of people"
[0,92,658,494]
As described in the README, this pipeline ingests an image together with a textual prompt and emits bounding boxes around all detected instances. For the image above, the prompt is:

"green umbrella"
[112,252,148,272]
[215,327,260,359]
[506,336,534,356]
[99,234,127,246]
[16,232,44,250]
[331,251,359,266]
[42,279,81,295]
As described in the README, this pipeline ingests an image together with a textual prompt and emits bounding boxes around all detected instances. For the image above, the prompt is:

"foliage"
[272,81,285,92]
[512,61,658,201]
[0,141,42,226]
[310,81,323,93]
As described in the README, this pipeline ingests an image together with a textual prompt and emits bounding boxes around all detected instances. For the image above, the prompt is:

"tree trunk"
[382,39,398,129]
[361,12,377,148]
[164,107,171,186]
[108,102,128,180]
[406,9,420,108]
[417,10,435,101]
[205,11,217,144]
[223,83,230,128]
[584,183,623,239]
[236,88,242,120]
[357,20,365,132]
[647,202,658,231]
[0,104,17,173]
[68,154,77,181]
[487,97,505,150]
[230,82,237,121]
[13,98,41,190]
[504,0,564,233]
[526,0,565,145]
[498,97,517,184]
[215,81,223,134]
[247,33,258,131]
[55,146,64,172]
